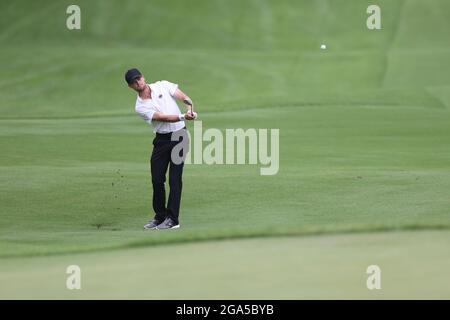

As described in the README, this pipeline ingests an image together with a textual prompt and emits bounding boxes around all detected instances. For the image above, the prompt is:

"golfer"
[125,68,196,230]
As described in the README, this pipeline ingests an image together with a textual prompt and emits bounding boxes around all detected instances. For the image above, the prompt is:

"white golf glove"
[179,112,198,121]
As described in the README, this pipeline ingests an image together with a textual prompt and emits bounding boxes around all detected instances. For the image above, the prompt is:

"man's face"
[128,75,146,92]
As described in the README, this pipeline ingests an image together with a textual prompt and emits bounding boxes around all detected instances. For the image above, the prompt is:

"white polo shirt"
[135,80,185,133]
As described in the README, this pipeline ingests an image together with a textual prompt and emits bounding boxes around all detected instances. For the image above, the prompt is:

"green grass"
[1,0,450,298]
[1,230,450,299]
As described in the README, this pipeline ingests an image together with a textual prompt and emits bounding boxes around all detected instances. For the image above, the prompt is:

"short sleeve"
[135,104,156,124]
[161,80,178,96]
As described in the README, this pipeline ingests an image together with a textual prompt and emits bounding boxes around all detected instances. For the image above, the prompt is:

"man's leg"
[150,136,171,222]
[166,160,184,224]
[166,130,188,224]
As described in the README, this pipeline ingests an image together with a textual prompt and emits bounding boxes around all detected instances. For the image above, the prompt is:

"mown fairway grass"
[1,0,450,298]
[1,231,450,299]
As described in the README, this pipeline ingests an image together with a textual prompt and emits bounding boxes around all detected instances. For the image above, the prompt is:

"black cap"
[125,68,142,84]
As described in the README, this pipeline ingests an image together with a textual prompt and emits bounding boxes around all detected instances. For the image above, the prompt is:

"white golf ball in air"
[321,44,327,50]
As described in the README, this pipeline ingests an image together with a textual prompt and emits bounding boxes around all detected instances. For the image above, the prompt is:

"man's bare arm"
[173,88,194,113]
[152,112,194,122]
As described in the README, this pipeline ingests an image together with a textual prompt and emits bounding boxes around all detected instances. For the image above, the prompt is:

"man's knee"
[152,174,166,186]
[169,174,182,187]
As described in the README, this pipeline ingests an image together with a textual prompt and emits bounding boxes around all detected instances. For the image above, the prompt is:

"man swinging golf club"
[125,68,197,230]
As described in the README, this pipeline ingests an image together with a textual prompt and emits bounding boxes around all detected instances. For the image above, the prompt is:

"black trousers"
[150,128,188,224]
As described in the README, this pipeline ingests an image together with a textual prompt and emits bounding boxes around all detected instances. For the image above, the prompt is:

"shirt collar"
[137,83,154,101]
